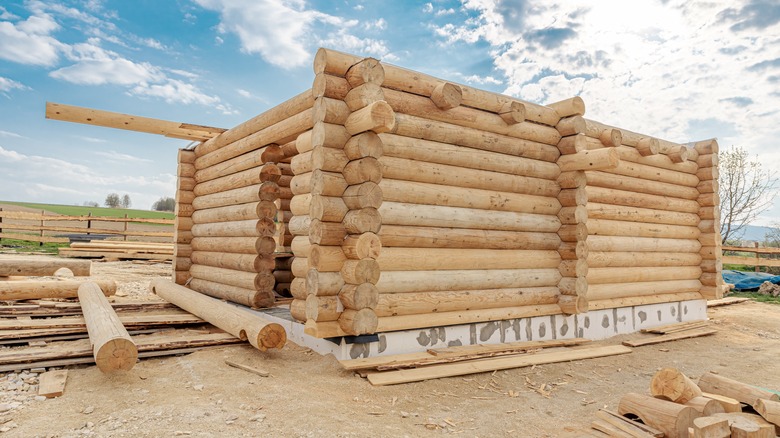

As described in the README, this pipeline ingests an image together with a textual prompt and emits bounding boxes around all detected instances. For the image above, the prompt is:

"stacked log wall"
[694,139,724,299]
[173,149,195,284]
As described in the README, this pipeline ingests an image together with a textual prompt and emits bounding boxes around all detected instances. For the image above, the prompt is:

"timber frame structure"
[49,47,723,352]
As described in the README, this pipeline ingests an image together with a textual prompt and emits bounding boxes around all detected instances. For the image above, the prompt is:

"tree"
[719,146,777,243]
[105,193,121,208]
[82,201,99,207]
[152,196,175,212]
[121,194,132,209]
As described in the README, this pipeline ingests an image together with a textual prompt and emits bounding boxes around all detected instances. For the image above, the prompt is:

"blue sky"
[0,0,779,223]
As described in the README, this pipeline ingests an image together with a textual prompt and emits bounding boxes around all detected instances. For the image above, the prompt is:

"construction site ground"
[0,254,778,437]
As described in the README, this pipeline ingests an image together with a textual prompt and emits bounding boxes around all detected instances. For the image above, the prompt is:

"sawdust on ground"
[0,254,779,437]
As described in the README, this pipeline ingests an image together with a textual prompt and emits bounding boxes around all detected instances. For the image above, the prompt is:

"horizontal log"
[343,182,383,210]
[588,218,701,239]
[391,113,560,162]
[588,266,703,285]
[380,179,560,215]
[430,82,462,110]
[311,195,348,222]
[345,101,395,135]
[583,118,696,162]
[585,170,699,200]
[375,287,559,317]
[376,269,561,293]
[380,156,559,198]
[192,182,279,210]
[194,144,282,183]
[190,264,274,291]
[290,194,311,216]
[291,257,308,278]
[178,176,196,191]
[191,202,276,224]
[338,308,378,335]
[187,278,274,308]
[0,223,172,238]
[313,73,349,100]
[588,202,700,227]
[587,291,704,311]
[343,208,382,234]
[193,163,281,196]
[379,225,561,250]
[0,280,116,301]
[309,245,346,272]
[305,295,340,322]
[342,232,381,260]
[190,252,273,273]
[341,259,380,284]
[343,157,382,185]
[379,133,560,180]
[588,252,702,268]
[0,259,90,277]
[339,283,379,310]
[375,304,562,333]
[558,148,620,172]
[307,269,344,297]
[585,186,700,214]
[377,248,560,271]
[290,236,312,257]
[313,96,350,125]
[344,132,383,160]
[546,96,585,118]
[588,279,702,300]
[190,237,276,255]
[345,83,384,111]
[191,218,275,238]
[588,235,702,253]
[379,202,561,232]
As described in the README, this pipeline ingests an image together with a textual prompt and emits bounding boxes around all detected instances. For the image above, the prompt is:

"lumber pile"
[58,241,174,261]
[566,368,780,437]
[339,338,631,386]
[0,258,91,277]
[623,321,717,347]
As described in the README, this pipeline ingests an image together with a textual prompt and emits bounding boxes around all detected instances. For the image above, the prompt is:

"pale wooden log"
[190,201,277,224]
[309,220,346,246]
[195,108,313,170]
[150,279,285,350]
[560,259,589,277]
[586,186,700,214]
[558,224,587,242]
[588,235,701,253]
[176,190,195,205]
[295,130,314,154]
[290,150,313,175]
[691,417,730,438]
[376,287,559,317]
[559,206,587,225]
[194,144,283,183]
[391,113,560,162]
[635,137,660,156]
[379,132,560,180]
[0,280,116,301]
[345,83,384,111]
[558,277,587,296]
[378,248,559,271]
[586,170,700,200]
[383,87,561,145]
[345,57,384,87]
[379,202,561,232]
[558,188,586,207]
[177,231,194,245]
[379,225,561,250]
[588,252,702,268]
[588,202,700,227]
[546,96,585,117]
[376,269,561,293]
[291,236,312,257]
[290,194,312,216]
[177,216,194,232]
[340,259,380,286]
[668,145,689,163]
[190,237,276,255]
[558,295,588,314]
[290,172,312,195]
[188,278,275,309]
[290,298,306,321]
[587,291,703,311]
[309,245,347,272]
[78,282,137,372]
[344,132,383,160]
[754,398,780,427]
[190,264,274,291]
[305,295,340,322]
[693,139,719,155]
[698,193,719,207]
[192,182,279,210]
[178,163,195,178]
[338,308,378,335]
[311,122,352,151]
[588,218,701,240]
[557,134,588,155]
[342,233,381,259]
[343,157,382,185]
[290,278,306,299]
[650,368,703,403]
[702,393,741,413]
[430,82,462,110]
[590,143,699,176]
[193,163,281,196]
[345,101,396,135]
[685,397,725,416]
[174,271,190,285]
[312,146,349,172]
[588,280,703,300]
[191,219,274,238]
[197,90,313,156]
[291,257,308,278]
[499,101,524,126]
[179,176,196,191]
[311,195,349,221]
[712,413,775,437]
[558,170,586,188]
[313,96,350,124]
[176,203,193,218]
[0,259,90,277]
[312,73,350,100]
[179,149,196,163]
[280,139,298,158]
[342,208,382,234]
[558,148,620,172]
[190,252,272,273]
[310,170,348,196]
[175,257,192,271]
[618,392,700,438]
[343,182,383,210]
[380,179,560,215]
[599,128,623,147]
[307,269,345,297]
[174,244,192,258]
[698,372,780,406]
[288,215,312,236]
[556,115,586,136]
[339,283,379,310]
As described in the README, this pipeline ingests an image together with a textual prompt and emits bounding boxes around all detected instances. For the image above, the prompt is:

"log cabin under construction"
[50,48,723,359]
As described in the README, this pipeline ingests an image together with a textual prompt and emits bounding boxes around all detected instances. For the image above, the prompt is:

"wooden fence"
[0,208,174,245]
[722,245,780,270]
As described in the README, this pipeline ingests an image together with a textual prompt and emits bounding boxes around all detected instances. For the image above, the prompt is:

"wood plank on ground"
[37,369,68,398]
[366,344,632,386]
[0,312,201,330]
[707,297,751,307]
[640,320,709,334]
[622,328,716,347]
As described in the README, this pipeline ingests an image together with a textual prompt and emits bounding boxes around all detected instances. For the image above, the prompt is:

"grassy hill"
[0,201,174,220]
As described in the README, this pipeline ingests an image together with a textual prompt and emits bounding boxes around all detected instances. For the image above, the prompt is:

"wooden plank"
[339,338,591,371]
[723,246,780,255]
[722,255,780,267]
[0,312,201,330]
[641,321,709,334]
[37,369,68,398]
[366,344,632,386]
[0,328,166,345]
[595,410,663,437]
[58,249,172,261]
[225,359,270,377]
[707,297,751,307]
[0,210,174,224]
[46,102,224,141]
[622,328,716,347]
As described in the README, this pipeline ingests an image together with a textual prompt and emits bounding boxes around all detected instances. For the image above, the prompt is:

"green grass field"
[0,201,174,220]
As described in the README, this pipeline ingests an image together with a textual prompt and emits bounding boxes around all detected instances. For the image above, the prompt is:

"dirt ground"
[0,254,779,437]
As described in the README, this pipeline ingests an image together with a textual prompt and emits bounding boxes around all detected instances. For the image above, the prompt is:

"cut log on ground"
[78,282,138,372]
[0,280,116,301]
[698,372,780,406]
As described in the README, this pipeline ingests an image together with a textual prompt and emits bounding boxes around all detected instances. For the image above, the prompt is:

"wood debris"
[623,321,716,348]
[707,297,751,308]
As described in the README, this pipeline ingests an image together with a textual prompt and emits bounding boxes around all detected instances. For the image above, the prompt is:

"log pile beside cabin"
[173,47,723,340]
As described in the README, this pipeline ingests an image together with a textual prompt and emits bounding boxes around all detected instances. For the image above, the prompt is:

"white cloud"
[0,12,64,66]
[364,18,386,31]
[74,135,106,143]
[0,6,19,20]
[51,41,162,85]
[0,130,25,138]
[320,29,393,59]
[423,3,434,13]
[95,150,153,163]
[461,74,503,85]
[0,76,29,94]
[436,8,456,16]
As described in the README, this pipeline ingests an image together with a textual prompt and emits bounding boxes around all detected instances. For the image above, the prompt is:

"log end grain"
[95,337,138,373]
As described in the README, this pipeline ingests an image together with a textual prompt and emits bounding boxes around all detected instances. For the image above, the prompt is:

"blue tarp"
[722,270,780,291]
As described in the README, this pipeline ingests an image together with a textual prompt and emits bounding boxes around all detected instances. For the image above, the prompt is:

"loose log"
[712,413,775,437]
[194,143,283,183]
[376,269,561,293]
[754,398,780,427]
[379,132,560,180]
[305,295,340,322]
[586,170,700,200]
[307,269,345,297]
[191,201,277,224]
[150,279,285,350]
[378,248,559,271]
[343,182,383,210]
[588,218,701,240]
[588,252,702,268]
[380,225,561,250]
[702,393,742,413]
[192,182,279,210]
[376,287,559,317]
[698,372,780,406]
[188,278,275,309]
[379,202,560,232]
[345,101,396,135]
[344,83,384,111]
[342,208,382,234]
[588,280,703,300]
[339,283,379,310]
[342,233,381,259]
[391,113,560,162]
[191,218,275,238]
[588,202,700,227]
[0,280,116,300]
[650,367,703,403]
[78,282,137,372]
[190,264,275,291]
[430,82,463,110]
[685,396,726,416]
[344,132,383,160]
[190,237,276,255]
[618,392,700,438]
[586,186,700,214]
[0,259,91,277]
[691,417,730,438]
[547,96,585,118]
[338,308,378,335]
[191,252,272,273]
[380,179,560,215]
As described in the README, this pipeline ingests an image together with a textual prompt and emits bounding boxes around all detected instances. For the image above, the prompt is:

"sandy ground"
[0,254,778,437]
